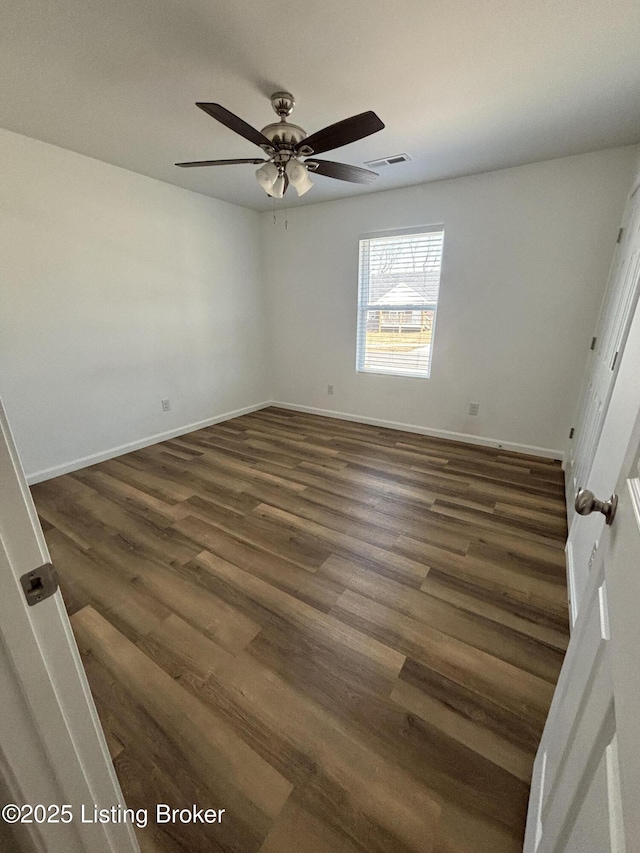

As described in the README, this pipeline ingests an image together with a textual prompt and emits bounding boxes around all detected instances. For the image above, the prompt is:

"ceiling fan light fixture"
[255,161,279,193]
[271,174,286,199]
[286,159,314,196]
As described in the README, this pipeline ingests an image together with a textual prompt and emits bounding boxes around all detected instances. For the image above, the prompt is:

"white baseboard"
[26,397,563,484]
[26,401,272,484]
[269,401,564,460]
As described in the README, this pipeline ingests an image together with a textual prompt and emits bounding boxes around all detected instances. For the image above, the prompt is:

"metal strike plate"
[20,563,59,606]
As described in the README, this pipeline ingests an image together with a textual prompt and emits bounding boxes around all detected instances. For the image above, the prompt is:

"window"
[356,226,444,378]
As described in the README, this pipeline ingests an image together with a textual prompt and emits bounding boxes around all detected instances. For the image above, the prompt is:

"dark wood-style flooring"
[31,407,569,853]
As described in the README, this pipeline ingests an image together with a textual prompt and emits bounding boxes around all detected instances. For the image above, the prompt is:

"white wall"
[0,129,269,481]
[1,132,636,480]
[262,147,638,455]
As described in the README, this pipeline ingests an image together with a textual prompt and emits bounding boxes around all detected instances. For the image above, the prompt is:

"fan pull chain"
[270,196,289,231]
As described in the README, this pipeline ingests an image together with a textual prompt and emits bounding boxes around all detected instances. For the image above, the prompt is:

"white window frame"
[356,225,445,379]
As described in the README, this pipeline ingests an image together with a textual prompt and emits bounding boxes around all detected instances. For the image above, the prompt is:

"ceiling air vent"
[364,153,411,169]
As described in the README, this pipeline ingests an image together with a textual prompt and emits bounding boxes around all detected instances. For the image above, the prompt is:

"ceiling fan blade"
[305,159,378,184]
[297,111,384,155]
[196,103,273,149]
[176,158,266,168]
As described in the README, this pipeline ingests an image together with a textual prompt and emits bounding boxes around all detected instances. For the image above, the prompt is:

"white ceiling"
[2,0,640,211]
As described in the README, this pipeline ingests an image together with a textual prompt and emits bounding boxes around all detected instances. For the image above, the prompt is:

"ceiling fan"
[176,92,385,198]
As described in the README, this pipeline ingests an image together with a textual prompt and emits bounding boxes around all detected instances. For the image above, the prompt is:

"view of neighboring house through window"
[356,226,444,378]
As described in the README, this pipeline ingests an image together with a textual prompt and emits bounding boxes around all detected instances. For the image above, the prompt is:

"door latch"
[20,563,59,606]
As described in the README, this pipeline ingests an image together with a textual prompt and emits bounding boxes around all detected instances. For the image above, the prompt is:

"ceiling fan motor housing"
[260,91,307,150]
[260,121,307,148]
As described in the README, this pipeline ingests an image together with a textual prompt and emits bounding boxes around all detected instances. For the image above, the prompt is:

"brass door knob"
[574,489,618,525]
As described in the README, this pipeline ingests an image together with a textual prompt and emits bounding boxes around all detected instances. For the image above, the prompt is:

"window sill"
[356,368,431,380]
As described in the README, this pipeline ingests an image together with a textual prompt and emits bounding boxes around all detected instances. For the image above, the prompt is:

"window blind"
[356,226,444,378]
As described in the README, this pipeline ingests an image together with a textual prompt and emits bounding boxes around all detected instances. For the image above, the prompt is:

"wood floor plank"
[252,503,430,587]
[71,468,192,526]
[319,555,564,682]
[468,540,567,583]
[236,480,400,550]
[259,797,369,853]
[329,589,554,733]
[244,429,344,459]
[390,678,533,782]
[325,435,453,469]
[80,654,198,853]
[246,410,393,445]
[420,571,569,652]
[134,826,178,853]
[466,479,566,513]
[137,613,235,681]
[184,442,314,489]
[331,455,489,505]
[218,419,309,442]
[123,447,247,496]
[174,508,332,572]
[298,459,439,507]
[252,460,382,506]
[433,801,522,853]
[34,483,114,551]
[493,500,568,535]
[190,550,405,679]
[177,431,304,472]
[442,457,565,496]
[399,656,545,752]
[246,623,530,833]
[188,651,442,853]
[46,485,200,566]
[429,498,565,547]
[131,558,261,654]
[32,473,97,502]
[46,528,170,642]
[180,487,261,518]
[72,607,293,850]
[395,539,569,627]
[99,457,197,503]
[169,516,343,612]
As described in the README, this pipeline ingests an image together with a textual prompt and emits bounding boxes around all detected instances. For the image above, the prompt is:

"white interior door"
[567,173,640,515]
[524,327,640,853]
[565,170,640,622]
[0,398,139,853]
[566,284,640,621]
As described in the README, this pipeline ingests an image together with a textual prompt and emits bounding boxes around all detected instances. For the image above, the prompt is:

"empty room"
[2,1,640,851]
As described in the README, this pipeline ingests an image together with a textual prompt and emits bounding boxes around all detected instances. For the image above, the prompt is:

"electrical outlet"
[327,384,334,395]
[468,402,480,416]
[161,399,171,412]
